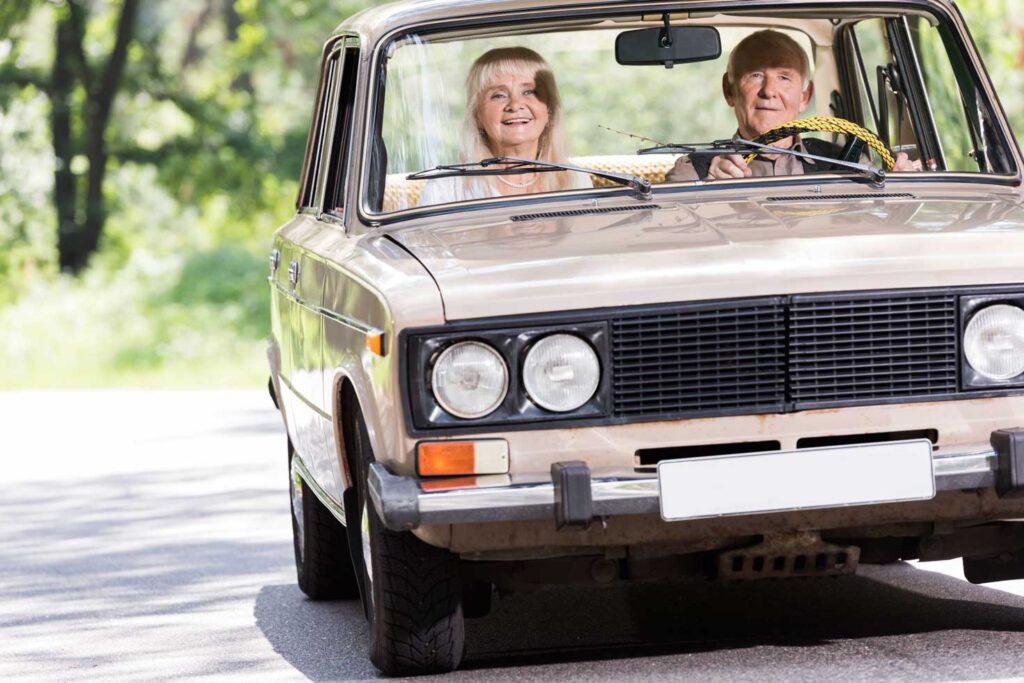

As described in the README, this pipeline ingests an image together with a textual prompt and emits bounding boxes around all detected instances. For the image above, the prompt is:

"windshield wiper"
[407,156,653,200]
[637,138,742,155]
[639,138,886,187]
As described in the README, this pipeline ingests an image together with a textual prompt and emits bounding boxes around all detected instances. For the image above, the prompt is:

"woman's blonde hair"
[462,47,575,193]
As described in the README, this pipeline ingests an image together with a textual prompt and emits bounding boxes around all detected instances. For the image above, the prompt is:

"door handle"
[269,249,280,274]
[288,260,300,288]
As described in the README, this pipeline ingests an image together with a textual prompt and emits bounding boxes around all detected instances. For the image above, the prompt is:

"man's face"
[724,57,812,139]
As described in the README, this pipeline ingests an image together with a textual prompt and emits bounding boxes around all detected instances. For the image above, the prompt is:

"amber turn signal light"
[417,440,509,477]
[366,332,385,357]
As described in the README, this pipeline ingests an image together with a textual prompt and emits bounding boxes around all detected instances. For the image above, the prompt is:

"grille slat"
[791,338,954,352]
[789,321,952,333]
[610,292,959,417]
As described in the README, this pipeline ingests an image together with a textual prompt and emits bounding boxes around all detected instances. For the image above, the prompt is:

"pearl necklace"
[494,172,537,189]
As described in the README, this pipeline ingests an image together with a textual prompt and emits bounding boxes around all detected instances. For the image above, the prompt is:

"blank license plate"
[658,439,935,522]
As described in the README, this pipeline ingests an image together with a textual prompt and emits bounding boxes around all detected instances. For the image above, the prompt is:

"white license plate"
[658,440,935,522]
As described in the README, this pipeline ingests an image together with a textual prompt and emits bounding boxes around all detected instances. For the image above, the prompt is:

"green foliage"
[0,249,268,388]
[0,94,58,306]
[959,0,1024,137]
[165,245,271,339]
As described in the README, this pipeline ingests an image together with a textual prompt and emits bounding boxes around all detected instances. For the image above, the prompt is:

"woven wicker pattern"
[382,179,426,212]
[380,154,680,212]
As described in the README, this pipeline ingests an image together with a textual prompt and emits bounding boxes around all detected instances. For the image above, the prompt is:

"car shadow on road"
[254,584,378,679]
[254,561,1024,681]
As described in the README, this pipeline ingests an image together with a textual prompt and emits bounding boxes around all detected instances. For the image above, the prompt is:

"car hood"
[386,191,1024,321]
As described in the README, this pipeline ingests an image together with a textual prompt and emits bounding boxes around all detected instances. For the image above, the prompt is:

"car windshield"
[371,5,1016,214]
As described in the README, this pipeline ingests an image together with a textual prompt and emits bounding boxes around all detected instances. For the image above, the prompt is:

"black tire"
[351,410,466,676]
[289,442,360,600]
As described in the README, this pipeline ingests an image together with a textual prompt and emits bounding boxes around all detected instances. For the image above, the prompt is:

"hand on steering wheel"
[748,116,899,170]
[704,116,919,180]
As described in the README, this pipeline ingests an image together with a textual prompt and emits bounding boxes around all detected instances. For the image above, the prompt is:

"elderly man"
[667,30,913,182]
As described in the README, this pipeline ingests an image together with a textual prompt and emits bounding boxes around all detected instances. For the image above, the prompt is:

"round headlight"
[964,304,1024,380]
[431,341,508,418]
[523,334,600,412]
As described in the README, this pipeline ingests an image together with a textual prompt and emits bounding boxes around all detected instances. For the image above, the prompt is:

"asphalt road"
[3,390,1024,681]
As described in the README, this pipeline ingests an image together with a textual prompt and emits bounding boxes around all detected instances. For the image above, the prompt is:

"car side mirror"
[615,25,721,69]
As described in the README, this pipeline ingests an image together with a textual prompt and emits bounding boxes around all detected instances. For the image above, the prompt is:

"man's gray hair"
[726,29,811,92]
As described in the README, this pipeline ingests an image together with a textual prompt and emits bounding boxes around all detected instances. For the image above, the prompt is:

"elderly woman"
[418,47,591,205]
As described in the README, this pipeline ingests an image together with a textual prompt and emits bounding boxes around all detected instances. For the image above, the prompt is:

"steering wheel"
[746,116,896,172]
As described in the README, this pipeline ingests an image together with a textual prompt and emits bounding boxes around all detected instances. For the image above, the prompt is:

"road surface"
[2,390,1024,681]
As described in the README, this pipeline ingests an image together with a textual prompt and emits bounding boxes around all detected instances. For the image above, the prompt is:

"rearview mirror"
[615,25,721,68]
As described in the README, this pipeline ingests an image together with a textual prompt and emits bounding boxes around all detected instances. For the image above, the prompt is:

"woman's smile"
[477,71,550,158]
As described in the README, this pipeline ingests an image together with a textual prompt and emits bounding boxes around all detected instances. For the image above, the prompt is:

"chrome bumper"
[368,442,1000,531]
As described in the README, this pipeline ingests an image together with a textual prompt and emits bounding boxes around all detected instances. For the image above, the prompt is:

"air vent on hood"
[510,204,663,222]
[766,193,915,202]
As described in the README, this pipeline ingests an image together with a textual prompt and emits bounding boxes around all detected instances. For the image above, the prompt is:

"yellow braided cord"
[743,116,895,171]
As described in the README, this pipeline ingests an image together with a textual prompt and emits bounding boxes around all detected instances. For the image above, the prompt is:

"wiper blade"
[407,156,653,200]
[734,138,886,186]
[637,139,743,155]
[638,138,886,187]
[407,158,551,179]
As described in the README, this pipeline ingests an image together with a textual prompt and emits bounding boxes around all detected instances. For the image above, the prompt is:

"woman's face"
[477,70,550,157]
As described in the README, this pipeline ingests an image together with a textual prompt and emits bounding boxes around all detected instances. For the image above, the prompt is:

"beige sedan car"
[269,0,1024,674]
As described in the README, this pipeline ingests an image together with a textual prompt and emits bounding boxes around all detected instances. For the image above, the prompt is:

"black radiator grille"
[789,294,959,404]
[609,293,960,418]
[611,301,787,416]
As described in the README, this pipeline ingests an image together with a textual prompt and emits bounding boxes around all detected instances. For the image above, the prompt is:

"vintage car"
[268,0,1024,674]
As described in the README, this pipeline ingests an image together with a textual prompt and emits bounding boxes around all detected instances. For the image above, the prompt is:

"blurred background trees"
[0,0,1021,387]
[0,0,378,386]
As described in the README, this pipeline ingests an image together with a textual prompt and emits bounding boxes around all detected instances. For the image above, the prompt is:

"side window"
[297,45,342,210]
[324,45,361,218]
[913,17,1010,173]
[844,16,1012,174]
[911,21,973,170]
[848,20,928,167]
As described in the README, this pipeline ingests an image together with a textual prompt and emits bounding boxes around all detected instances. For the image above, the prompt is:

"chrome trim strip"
[292,453,348,526]
[369,442,1000,530]
[267,277,383,337]
[279,374,332,421]
[317,305,384,337]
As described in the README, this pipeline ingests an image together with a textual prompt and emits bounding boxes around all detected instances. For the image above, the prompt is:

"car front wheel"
[351,409,466,676]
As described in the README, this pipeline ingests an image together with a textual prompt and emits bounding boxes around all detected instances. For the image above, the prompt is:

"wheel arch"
[331,368,386,492]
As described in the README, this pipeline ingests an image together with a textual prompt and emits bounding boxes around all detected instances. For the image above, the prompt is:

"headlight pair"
[431,334,601,419]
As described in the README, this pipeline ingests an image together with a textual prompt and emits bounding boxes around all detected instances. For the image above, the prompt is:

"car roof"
[334,0,956,45]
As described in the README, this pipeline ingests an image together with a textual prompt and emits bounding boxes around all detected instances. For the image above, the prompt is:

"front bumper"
[369,439,1010,531]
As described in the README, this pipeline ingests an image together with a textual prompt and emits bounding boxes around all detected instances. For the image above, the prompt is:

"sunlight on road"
[910,559,1024,599]
[0,390,314,681]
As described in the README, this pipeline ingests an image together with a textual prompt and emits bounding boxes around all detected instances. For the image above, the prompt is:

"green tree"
[0,0,380,276]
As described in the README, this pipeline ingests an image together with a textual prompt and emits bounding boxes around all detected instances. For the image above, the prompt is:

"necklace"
[494,173,537,189]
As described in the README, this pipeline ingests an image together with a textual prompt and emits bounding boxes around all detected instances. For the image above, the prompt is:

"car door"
[279,37,361,498]
[273,40,345,475]
[308,39,361,487]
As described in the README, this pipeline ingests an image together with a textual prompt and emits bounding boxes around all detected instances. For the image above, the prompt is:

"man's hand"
[706,154,753,180]
[891,151,922,172]
[704,150,920,180]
